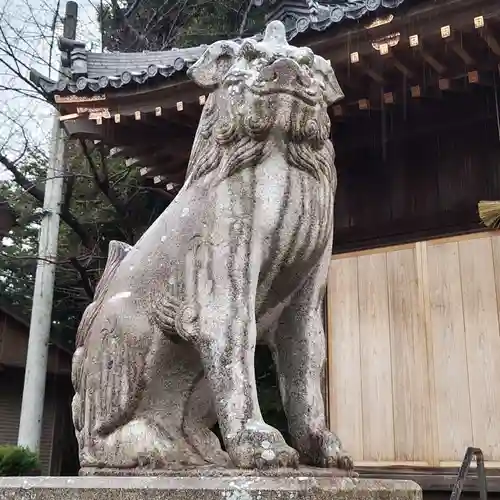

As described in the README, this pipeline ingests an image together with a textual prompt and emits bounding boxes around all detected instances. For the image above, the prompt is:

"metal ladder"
[450,447,488,500]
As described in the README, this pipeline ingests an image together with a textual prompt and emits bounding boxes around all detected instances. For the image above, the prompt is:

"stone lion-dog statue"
[72,20,351,472]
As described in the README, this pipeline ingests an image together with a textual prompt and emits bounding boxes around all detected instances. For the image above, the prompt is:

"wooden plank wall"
[327,231,500,467]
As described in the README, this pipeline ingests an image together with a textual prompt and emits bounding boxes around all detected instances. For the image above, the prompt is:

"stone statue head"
[188,21,343,108]
[184,21,343,185]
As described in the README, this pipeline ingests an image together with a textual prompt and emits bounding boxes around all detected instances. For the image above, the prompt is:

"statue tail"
[75,240,132,349]
[72,240,132,452]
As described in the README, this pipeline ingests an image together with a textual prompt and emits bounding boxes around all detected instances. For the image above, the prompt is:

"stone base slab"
[79,466,353,477]
[0,475,421,500]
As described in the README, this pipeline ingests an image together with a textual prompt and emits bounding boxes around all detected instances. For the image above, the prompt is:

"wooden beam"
[332,209,487,255]
[362,65,385,85]
[63,115,195,155]
[350,57,385,85]
[467,69,494,86]
[59,80,205,120]
[108,142,169,161]
[125,157,140,167]
[408,84,444,100]
[320,0,500,68]
[63,118,107,140]
[441,27,475,66]
[59,113,79,121]
[140,166,154,176]
[356,466,500,493]
[332,105,344,118]
[382,92,395,105]
[54,94,106,104]
[358,98,371,110]
[136,164,187,184]
[108,146,124,158]
[410,85,422,98]
[335,67,364,99]
[476,23,500,56]
[166,182,180,192]
[414,46,447,75]
[389,55,414,79]
[450,43,475,66]
[121,140,192,174]
[337,95,495,153]
[438,78,451,90]
[438,77,466,92]
[142,166,186,184]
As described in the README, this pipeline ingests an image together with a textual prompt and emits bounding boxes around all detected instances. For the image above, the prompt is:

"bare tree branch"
[109,0,148,50]
[124,0,143,18]
[239,0,253,37]
[0,151,97,249]
[69,256,95,298]
[79,139,129,219]
[62,171,75,214]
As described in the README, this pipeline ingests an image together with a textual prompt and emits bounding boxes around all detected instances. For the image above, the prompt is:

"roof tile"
[30,0,408,95]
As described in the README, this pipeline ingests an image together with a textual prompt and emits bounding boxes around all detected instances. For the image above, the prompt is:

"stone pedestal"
[0,474,421,500]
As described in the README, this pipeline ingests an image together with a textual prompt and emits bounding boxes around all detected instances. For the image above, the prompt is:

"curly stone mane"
[184,90,336,188]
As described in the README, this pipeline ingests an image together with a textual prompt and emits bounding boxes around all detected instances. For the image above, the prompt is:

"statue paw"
[227,421,299,469]
[137,451,167,468]
[303,429,354,471]
[320,446,354,471]
[333,450,354,471]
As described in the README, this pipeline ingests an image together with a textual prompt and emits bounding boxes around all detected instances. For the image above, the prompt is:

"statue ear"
[187,41,240,89]
[314,56,344,106]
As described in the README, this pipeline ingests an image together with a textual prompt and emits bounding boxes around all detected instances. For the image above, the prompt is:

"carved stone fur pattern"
[72,20,352,472]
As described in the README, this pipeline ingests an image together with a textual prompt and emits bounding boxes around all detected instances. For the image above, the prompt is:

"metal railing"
[450,447,488,500]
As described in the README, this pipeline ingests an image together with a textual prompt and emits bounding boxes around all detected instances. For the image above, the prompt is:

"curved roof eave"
[262,0,407,40]
[29,0,409,97]
[29,48,206,95]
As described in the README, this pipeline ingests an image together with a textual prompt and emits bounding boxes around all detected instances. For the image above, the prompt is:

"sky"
[0,0,101,180]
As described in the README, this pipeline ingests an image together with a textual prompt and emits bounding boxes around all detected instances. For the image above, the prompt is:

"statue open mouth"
[187,21,343,107]
[249,81,320,106]
[223,58,322,106]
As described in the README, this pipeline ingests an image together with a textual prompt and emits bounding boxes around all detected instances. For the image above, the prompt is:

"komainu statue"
[72,20,350,471]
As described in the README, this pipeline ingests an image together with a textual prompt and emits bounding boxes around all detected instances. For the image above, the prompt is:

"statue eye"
[296,49,314,67]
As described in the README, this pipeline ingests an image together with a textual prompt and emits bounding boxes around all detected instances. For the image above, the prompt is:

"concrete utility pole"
[17,116,65,452]
[17,1,77,453]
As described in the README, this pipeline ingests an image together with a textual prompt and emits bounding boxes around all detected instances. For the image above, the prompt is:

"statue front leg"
[273,263,353,470]
[199,308,298,469]
[180,233,298,469]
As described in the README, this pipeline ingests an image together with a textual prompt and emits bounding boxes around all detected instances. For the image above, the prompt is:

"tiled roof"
[31,45,209,95]
[31,0,408,95]
[262,0,407,39]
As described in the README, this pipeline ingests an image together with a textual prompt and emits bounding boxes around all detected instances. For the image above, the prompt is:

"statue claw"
[226,422,299,469]
[293,429,354,471]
